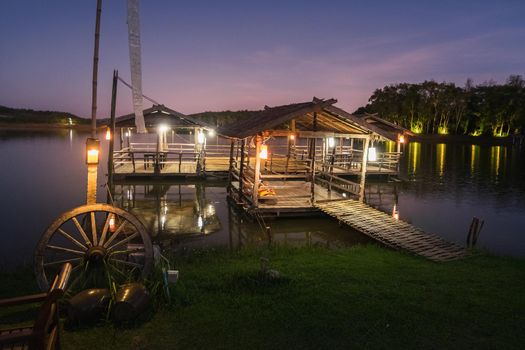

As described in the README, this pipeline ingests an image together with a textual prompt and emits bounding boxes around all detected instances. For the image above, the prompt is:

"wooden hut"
[220,97,410,217]
[110,105,231,179]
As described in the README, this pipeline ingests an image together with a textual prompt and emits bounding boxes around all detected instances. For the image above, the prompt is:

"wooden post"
[227,139,234,191]
[107,70,118,188]
[359,136,370,202]
[253,135,262,206]
[90,0,102,139]
[239,139,246,199]
[310,112,318,204]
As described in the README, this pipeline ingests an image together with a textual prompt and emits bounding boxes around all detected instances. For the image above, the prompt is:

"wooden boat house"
[220,97,410,217]
[110,105,231,180]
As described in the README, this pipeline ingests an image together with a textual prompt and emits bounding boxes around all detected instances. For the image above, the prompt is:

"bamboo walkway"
[315,200,468,262]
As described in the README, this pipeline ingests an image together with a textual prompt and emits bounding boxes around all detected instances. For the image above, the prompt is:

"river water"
[0,129,524,268]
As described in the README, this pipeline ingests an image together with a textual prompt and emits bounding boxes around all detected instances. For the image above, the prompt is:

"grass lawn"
[1,245,524,349]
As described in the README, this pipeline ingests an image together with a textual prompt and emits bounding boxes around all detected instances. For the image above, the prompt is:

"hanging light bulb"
[208,129,215,137]
[368,147,377,162]
[105,127,111,140]
[197,131,205,144]
[158,124,169,133]
[289,134,295,141]
[259,144,268,159]
[398,134,405,144]
[328,137,335,148]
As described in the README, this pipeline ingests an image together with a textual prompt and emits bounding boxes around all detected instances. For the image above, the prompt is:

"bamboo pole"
[86,0,102,205]
[359,136,370,202]
[90,0,102,139]
[253,136,262,206]
[107,70,118,188]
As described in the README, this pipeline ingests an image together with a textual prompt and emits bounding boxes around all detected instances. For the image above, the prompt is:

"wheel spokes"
[46,244,85,256]
[72,216,92,247]
[90,212,98,246]
[98,213,112,246]
[107,232,139,252]
[57,228,88,251]
[43,257,82,267]
[103,220,128,248]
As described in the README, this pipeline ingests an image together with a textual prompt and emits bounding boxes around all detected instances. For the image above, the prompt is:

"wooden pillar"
[359,136,370,202]
[253,135,262,206]
[227,139,235,191]
[107,70,118,190]
[239,139,246,200]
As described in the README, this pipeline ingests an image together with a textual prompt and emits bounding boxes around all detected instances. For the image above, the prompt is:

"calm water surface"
[0,130,524,268]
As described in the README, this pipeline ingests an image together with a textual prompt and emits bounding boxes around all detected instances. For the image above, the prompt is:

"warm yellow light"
[197,131,205,144]
[87,149,99,164]
[208,129,215,137]
[109,216,116,233]
[367,147,377,162]
[86,138,100,165]
[398,135,405,144]
[260,145,268,159]
[158,124,169,133]
[328,137,335,148]
[105,127,111,140]
[289,134,295,141]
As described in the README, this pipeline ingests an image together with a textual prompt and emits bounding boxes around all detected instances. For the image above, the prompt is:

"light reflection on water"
[0,131,524,268]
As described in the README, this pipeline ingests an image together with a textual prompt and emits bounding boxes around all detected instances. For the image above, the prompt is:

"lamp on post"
[86,138,100,165]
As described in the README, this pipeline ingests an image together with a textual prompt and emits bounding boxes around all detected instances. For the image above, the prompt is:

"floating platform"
[315,199,468,262]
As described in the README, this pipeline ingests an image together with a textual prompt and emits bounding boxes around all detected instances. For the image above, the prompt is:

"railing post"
[359,136,370,202]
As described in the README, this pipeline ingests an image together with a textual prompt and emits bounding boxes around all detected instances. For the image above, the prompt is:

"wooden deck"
[113,156,230,178]
[315,200,468,262]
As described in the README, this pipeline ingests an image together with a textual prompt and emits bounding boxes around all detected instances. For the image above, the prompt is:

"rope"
[117,76,161,106]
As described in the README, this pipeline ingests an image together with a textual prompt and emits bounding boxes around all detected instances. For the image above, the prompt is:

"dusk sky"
[1,0,524,118]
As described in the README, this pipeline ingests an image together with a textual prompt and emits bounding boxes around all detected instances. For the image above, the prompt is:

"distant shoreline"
[408,133,523,146]
[0,123,104,132]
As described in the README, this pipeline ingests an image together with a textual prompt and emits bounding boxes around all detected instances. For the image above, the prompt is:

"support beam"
[253,136,262,206]
[239,139,246,199]
[359,136,370,202]
[107,70,118,190]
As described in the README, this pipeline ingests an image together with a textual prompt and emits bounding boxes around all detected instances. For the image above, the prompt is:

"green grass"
[1,245,524,349]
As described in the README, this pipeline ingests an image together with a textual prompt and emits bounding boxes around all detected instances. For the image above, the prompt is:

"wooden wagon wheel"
[34,204,153,292]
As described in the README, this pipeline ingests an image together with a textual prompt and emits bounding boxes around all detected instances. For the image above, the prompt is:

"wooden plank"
[315,199,467,262]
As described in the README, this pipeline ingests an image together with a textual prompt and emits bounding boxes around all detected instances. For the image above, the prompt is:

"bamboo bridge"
[315,200,468,262]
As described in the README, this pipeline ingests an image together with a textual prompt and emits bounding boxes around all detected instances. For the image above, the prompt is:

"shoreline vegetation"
[357,75,525,138]
[0,245,524,349]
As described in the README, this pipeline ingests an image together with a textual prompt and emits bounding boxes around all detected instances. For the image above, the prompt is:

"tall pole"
[107,70,118,189]
[91,0,102,139]
[86,0,102,205]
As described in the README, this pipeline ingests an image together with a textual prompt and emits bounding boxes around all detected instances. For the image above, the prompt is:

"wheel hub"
[86,246,107,264]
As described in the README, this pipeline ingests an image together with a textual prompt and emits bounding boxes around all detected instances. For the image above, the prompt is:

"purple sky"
[1,0,524,118]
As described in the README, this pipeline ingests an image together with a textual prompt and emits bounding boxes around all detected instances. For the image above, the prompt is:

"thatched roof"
[115,105,215,130]
[218,97,409,141]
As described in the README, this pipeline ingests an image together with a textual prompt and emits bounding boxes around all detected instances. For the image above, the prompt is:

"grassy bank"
[1,246,524,349]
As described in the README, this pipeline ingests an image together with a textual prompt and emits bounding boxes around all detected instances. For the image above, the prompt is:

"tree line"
[356,75,525,137]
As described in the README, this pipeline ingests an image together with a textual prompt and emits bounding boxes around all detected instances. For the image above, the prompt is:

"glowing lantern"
[259,145,268,159]
[208,129,215,137]
[328,137,335,148]
[367,147,377,162]
[197,216,203,229]
[109,216,116,233]
[86,138,100,165]
[158,124,169,133]
[197,131,205,144]
[398,135,405,144]
[105,127,111,140]
[289,134,295,141]
[392,205,399,220]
